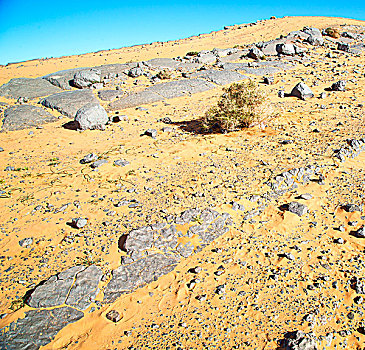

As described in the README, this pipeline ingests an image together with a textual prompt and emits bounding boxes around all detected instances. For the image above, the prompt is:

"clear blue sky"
[0,0,364,65]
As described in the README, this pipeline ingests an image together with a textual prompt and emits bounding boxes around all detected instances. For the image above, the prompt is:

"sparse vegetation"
[325,27,340,38]
[186,51,199,57]
[156,70,171,80]
[203,80,277,132]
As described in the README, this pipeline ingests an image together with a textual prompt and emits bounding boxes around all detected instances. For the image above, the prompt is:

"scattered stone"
[299,194,313,200]
[71,218,88,229]
[128,67,144,78]
[18,237,33,248]
[263,76,274,85]
[343,204,362,212]
[91,159,108,168]
[2,105,56,131]
[106,310,121,323]
[287,202,308,216]
[334,238,345,244]
[74,103,109,130]
[331,80,346,92]
[114,159,129,167]
[291,82,314,100]
[353,226,365,238]
[144,129,157,138]
[337,42,350,52]
[80,153,98,164]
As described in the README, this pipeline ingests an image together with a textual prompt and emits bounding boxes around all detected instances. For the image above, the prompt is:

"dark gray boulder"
[0,307,83,350]
[73,69,101,89]
[331,80,346,91]
[291,82,314,100]
[26,265,102,310]
[2,105,56,131]
[74,103,109,130]
[337,42,350,52]
[41,89,99,118]
[0,78,61,99]
[190,69,248,85]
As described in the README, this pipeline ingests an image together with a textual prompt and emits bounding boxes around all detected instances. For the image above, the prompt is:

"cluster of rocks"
[334,137,365,162]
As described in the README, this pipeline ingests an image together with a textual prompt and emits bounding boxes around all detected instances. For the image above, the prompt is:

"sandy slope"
[0,15,365,350]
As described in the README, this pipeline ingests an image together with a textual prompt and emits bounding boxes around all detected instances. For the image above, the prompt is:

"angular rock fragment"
[277,43,296,56]
[287,202,308,217]
[291,82,314,100]
[282,330,318,350]
[74,103,109,130]
[331,80,346,91]
[248,47,264,60]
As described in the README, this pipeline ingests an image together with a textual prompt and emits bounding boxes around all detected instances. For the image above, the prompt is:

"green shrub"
[203,80,276,132]
[186,51,199,56]
[156,70,171,80]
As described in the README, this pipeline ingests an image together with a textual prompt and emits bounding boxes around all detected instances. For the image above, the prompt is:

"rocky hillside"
[0,15,365,350]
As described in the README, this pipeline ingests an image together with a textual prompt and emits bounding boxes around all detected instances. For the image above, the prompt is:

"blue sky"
[0,0,364,65]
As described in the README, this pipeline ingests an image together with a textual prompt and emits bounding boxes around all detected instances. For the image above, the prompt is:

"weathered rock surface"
[74,103,109,130]
[98,89,124,101]
[277,43,296,56]
[146,79,215,99]
[103,208,232,302]
[73,69,101,89]
[41,90,99,118]
[0,78,61,99]
[43,68,87,90]
[108,90,163,110]
[191,69,248,85]
[2,105,56,131]
[26,265,102,310]
[0,307,83,350]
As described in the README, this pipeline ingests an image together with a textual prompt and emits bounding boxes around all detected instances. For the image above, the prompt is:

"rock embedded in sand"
[282,330,318,350]
[290,82,314,100]
[71,217,88,229]
[288,202,308,217]
[331,80,347,91]
[106,310,121,322]
[74,103,109,130]
[80,153,98,164]
[2,104,56,131]
[277,43,296,56]
[26,265,102,309]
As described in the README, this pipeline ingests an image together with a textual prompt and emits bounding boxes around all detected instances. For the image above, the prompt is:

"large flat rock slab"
[108,90,163,110]
[40,90,99,118]
[221,61,294,76]
[143,58,181,70]
[26,265,102,310]
[0,307,83,350]
[2,104,57,131]
[43,68,87,90]
[0,78,61,99]
[103,208,232,302]
[146,79,216,99]
[98,89,124,101]
[190,69,248,85]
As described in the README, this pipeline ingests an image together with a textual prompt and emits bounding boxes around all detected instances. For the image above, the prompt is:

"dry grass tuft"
[203,80,277,133]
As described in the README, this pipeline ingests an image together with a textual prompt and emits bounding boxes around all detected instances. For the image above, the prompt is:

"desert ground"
[0,15,365,350]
